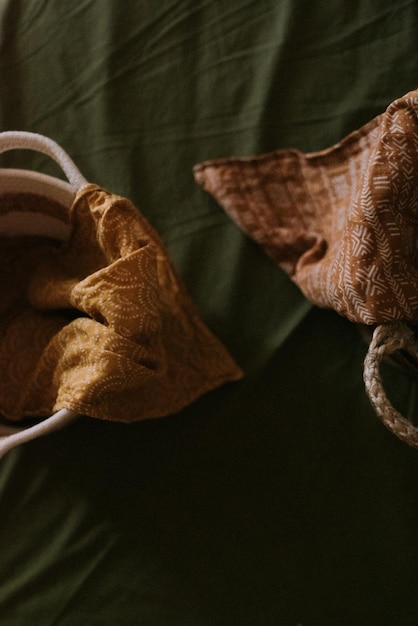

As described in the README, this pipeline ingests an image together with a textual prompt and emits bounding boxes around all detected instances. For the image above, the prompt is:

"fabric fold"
[0,184,242,423]
[194,89,418,326]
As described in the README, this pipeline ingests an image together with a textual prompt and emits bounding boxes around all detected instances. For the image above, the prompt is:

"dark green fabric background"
[1,1,418,624]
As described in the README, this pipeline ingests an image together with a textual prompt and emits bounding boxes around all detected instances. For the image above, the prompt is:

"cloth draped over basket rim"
[194,89,418,448]
[0,131,242,458]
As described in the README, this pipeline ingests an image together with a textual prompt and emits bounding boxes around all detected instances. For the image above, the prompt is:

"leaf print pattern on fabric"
[194,89,418,326]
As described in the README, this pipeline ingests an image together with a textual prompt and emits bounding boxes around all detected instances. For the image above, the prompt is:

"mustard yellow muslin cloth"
[0,184,242,423]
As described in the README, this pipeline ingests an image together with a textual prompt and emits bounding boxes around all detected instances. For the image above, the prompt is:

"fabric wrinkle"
[0,184,243,425]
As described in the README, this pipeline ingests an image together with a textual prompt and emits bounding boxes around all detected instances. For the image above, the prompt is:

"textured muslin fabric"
[4,2,418,625]
[0,184,242,423]
[194,89,418,326]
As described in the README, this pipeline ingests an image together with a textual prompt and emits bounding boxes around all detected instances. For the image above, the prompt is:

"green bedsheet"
[1,1,418,624]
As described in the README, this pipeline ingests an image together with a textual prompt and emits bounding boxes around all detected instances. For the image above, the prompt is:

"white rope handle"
[363,321,418,447]
[0,132,86,456]
[0,409,79,459]
[0,131,88,191]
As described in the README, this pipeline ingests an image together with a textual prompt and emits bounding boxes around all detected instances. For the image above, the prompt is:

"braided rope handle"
[0,131,88,190]
[364,321,418,447]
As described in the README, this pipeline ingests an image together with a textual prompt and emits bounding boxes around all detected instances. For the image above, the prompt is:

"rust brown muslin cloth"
[0,131,242,457]
[194,89,418,448]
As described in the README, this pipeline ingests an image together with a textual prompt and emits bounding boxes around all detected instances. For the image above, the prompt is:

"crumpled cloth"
[0,184,242,422]
[194,89,418,326]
